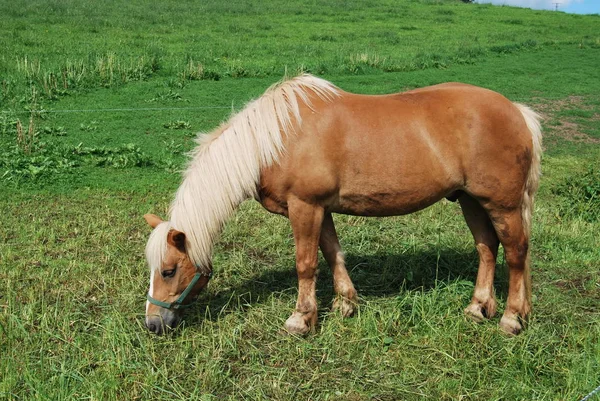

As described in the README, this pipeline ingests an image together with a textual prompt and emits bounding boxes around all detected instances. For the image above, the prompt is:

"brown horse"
[143,74,542,336]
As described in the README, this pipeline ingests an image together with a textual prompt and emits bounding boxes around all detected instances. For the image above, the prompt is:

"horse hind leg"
[320,213,358,317]
[458,194,499,322]
[487,208,532,335]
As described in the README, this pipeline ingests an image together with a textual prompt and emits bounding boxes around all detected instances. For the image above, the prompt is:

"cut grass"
[1,192,598,400]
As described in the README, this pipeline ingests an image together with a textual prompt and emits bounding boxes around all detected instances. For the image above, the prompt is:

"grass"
[1,0,599,400]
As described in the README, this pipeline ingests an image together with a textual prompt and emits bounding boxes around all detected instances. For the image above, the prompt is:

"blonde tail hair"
[514,103,543,239]
[514,102,543,307]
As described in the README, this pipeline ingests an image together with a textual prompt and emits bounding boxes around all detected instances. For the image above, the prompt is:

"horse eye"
[161,268,176,278]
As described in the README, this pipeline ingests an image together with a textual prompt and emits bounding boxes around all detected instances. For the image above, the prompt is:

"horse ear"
[144,214,163,228]
[167,230,186,252]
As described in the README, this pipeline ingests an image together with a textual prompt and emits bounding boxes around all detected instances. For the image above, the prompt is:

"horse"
[143,74,542,336]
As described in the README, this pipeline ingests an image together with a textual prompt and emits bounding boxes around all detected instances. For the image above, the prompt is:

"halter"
[146,270,212,310]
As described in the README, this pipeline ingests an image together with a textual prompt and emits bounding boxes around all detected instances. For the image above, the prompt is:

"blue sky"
[475,0,600,14]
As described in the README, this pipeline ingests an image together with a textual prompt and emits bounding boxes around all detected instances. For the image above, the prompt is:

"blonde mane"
[150,74,340,271]
[145,220,172,272]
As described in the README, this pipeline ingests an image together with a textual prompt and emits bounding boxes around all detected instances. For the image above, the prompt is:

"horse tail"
[514,103,543,239]
[514,103,542,305]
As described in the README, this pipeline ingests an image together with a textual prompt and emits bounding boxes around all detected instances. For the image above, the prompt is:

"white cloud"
[476,0,584,10]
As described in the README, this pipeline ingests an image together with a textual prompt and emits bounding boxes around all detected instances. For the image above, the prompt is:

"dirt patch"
[530,95,590,114]
[529,96,600,144]
[554,275,600,299]
[548,120,600,144]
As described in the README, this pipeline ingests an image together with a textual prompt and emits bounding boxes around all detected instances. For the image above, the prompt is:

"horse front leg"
[320,213,357,317]
[284,198,325,335]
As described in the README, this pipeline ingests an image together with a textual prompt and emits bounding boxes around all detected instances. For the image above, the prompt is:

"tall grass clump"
[13,53,161,98]
[489,39,538,54]
[179,59,221,81]
[553,167,600,222]
[344,53,389,74]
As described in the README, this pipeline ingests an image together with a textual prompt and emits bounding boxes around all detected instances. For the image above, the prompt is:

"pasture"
[1,0,599,399]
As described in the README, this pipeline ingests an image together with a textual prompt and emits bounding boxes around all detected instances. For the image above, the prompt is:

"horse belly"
[334,182,452,217]
[331,130,462,217]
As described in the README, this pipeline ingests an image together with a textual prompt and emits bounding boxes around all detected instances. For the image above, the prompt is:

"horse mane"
[160,74,340,271]
[145,220,172,272]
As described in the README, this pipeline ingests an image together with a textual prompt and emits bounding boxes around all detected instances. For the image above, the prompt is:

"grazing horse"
[143,74,542,336]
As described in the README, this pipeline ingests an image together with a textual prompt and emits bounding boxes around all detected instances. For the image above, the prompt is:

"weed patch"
[72,143,154,168]
[38,126,68,136]
[0,113,18,136]
[147,89,185,103]
[0,142,77,182]
[553,167,600,222]
[163,120,192,130]
[0,141,156,183]
[1,116,157,182]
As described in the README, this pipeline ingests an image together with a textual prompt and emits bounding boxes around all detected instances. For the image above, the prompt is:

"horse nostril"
[146,320,163,335]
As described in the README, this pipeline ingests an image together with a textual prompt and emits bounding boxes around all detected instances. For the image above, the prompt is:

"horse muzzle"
[145,310,181,335]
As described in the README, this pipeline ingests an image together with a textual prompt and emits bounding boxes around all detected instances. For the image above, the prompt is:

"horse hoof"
[464,298,497,322]
[284,313,311,336]
[464,304,485,323]
[499,315,523,335]
[332,297,357,318]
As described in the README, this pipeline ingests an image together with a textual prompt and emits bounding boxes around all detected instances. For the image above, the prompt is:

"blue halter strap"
[146,270,212,310]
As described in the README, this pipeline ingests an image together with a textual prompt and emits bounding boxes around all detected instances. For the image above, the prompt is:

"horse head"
[143,214,212,335]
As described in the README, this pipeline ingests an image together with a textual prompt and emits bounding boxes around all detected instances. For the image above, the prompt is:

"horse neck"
[169,132,259,268]
[167,74,340,267]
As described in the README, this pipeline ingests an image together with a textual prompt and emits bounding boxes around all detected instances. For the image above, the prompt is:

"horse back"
[258,84,533,216]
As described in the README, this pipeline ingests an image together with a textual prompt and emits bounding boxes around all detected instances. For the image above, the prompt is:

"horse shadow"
[184,247,510,328]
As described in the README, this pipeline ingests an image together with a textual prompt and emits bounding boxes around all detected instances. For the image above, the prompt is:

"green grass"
[1,0,599,101]
[1,0,599,400]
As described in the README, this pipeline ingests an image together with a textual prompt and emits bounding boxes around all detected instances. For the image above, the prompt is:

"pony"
[143,74,542,336]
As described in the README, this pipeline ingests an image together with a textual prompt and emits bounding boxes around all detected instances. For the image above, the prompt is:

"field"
[1,0,599,399]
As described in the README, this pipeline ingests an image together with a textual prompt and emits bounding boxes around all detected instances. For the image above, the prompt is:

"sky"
[475,0,600,14]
